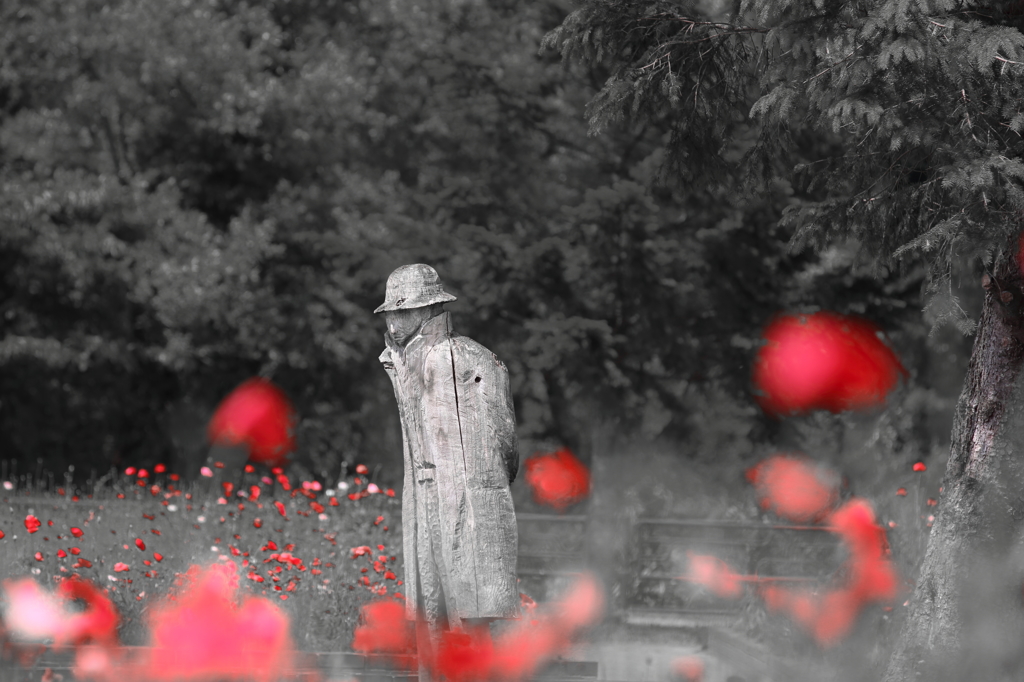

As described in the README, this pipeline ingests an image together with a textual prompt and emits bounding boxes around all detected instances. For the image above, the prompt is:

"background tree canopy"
[0,0,944,507]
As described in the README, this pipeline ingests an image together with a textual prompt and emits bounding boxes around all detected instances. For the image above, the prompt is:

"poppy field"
[0,463,401,665]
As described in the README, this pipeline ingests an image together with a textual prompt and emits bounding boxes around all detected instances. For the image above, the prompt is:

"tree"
[0,0,831,481]
[543,0,1024,677]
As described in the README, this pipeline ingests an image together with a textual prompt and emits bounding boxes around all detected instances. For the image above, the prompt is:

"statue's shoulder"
[423,334,503,369]
[447,335,507,373]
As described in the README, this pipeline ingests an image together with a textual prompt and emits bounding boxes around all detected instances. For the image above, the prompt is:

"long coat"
[380,312,520,627]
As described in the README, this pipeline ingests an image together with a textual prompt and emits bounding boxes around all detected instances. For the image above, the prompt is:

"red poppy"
[139,563,295,682]
[687,555,744,599]
[912,462,927,472]
[135,539,146,551]
[758,498,898,646]
[207,378,297,466]
[745,454,838,522]
[523,448,591,512]
[56,575,119,647]
[752,312,905,415]
[70,527,84,538]
[25,515,41,534]
[673,656,705,682]
[352,599,413,654]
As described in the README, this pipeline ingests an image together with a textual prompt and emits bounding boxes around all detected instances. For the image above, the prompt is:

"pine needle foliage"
[543,0,1024,327]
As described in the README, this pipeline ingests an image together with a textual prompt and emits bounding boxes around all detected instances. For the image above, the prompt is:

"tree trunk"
[884,256,1024,681]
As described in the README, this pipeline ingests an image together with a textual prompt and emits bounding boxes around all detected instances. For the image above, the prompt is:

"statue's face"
[384,306,436,346]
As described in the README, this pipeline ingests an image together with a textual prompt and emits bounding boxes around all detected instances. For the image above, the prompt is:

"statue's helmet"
[374,264,457,314]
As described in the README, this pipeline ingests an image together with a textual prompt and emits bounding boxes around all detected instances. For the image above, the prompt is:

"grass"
[0,464,403,653]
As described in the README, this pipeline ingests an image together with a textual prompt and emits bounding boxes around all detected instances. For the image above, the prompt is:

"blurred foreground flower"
[523,448,591,512]
[752,312,905,415]
[746,454,839,523]
[761,499,898,645]
[2,576,118,647]
[686,555,744,599]
[138,562,294,682]
[207,378,297,466]
[353,573,604,682]
[352,599,413,655]
[685,458,898,647]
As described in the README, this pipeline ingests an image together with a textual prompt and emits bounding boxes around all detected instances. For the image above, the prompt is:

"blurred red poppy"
[753,312,905,415]
[354,574,603,682]
[352,599,413,655]
[55,576,119,648]
[673,656,705,682]
[139,563,294,682]
[745,455,838,523]
[523,448,590,512]
[687,554,744,599]
[1,576,119,648]
[207,378,297,466]
[759,498,898,646]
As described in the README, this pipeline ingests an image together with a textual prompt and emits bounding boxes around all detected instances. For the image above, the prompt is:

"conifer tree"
[544,0,1024,678]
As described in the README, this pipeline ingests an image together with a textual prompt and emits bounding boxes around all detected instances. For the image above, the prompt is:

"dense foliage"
[542,0,1024,678]
[0,0,931,489]
[543,0,1024,324]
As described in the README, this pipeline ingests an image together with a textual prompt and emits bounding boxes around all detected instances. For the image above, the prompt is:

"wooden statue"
[376,264,520,675]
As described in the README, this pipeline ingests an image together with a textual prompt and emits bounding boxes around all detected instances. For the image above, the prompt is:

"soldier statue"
[376,264,520,676]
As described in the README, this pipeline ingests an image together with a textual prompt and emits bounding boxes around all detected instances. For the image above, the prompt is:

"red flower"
[673,656,705,682]
[207,378,297,467]
[912,462,927,472]
[274,501,287,518]
[70,527,84,538]
[135,539,146,551]
[687,555,744,599]
[355,464,369,475]
[25,515,41,534]
[57,549,67,558]
[745,454,838,523]
[752,312,905,415]
[34,552,44,561]
[352,599,413,654]
[523,448,591,512]
[113,563,129,573]
[140,563,295,682]
[153,553,163,563]
[56,575,119,647]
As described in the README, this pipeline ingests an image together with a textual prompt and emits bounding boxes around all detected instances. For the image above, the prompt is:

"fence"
[516,513,843,626]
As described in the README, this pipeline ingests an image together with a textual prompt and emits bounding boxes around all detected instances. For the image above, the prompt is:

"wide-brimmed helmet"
[374,264,457,314]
